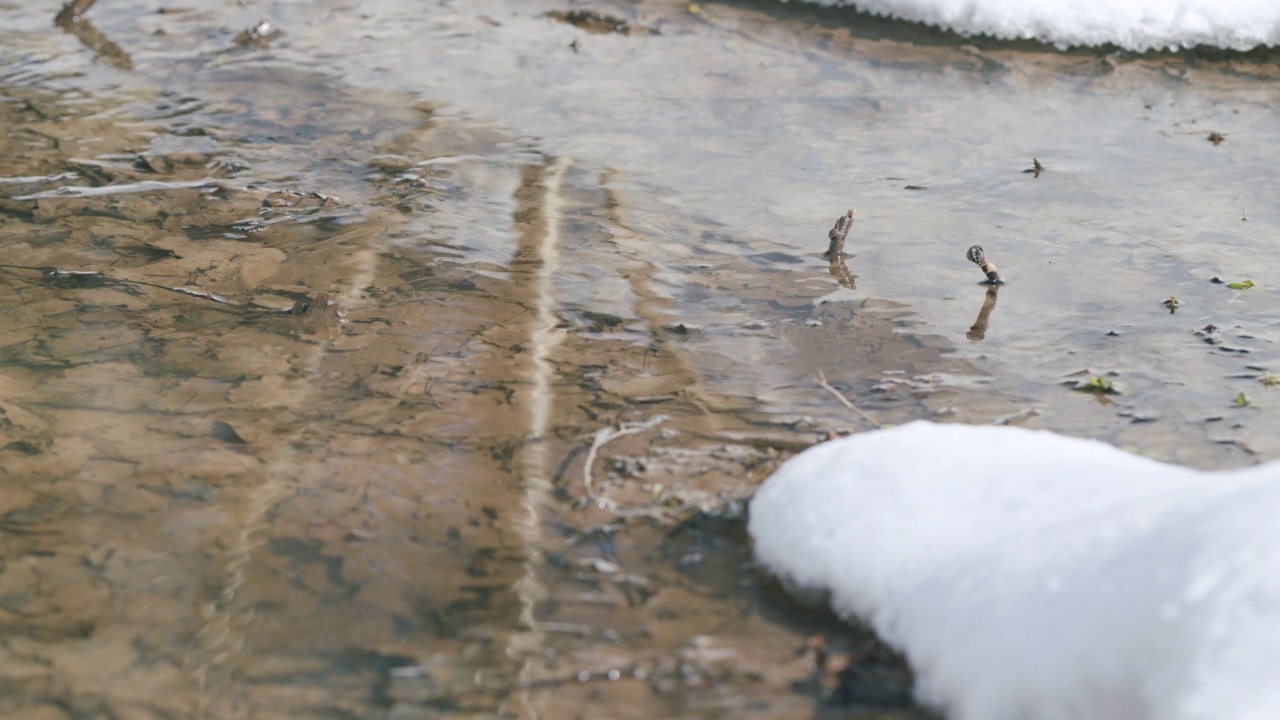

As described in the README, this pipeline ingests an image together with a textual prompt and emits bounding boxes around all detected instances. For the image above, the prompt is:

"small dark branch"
[0,263,253,311]
[54,0,97,27]
[1022,158,1044,178]
[824,209,854,260]
[966,245,1004,285]
[966,284,1000,342]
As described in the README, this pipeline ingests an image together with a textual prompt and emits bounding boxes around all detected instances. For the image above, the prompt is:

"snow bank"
[790,0,1280,51]
[749,421,1280,720]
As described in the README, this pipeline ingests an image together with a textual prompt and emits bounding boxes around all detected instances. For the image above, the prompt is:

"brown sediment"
[10,0,1280,716]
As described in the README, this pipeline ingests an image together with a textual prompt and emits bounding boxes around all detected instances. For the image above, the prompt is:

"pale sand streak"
[508,156,570,716]
[190,241,375,717]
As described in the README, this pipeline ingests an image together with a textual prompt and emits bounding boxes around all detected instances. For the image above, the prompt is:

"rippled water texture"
[2,0,1280,718]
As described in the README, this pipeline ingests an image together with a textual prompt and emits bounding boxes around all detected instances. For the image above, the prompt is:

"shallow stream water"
[3,1,1280,718]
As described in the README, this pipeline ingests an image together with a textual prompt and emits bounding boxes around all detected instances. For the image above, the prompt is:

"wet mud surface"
[3,0,1280,718]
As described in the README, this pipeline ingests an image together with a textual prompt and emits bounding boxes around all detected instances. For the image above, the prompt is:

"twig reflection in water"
[967,284,1001,342]
[53,0,133,71]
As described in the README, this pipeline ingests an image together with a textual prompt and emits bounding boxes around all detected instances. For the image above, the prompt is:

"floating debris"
[547,10,643,35]
[233,20,280,47]
[1022,158,1044,177]
[1208,131,1225,145]
[1163,296,1179,313]
[1227,279,1255,290]
[1072,375,1122,395]
[1194,324,1223,345]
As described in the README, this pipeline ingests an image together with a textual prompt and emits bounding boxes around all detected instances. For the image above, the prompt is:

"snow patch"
[789,0,1280,51]
[749,421,1280,720]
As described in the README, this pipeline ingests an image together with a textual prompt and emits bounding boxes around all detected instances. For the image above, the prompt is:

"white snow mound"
[749,421,1280,720]
[791,0,1280,51]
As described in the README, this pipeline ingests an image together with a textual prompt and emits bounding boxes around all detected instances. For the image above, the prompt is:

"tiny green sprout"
[1227,279,1255,290]
[1233,392,1251,407]
[1074,375,1119,394]
[1261,373,1280,387]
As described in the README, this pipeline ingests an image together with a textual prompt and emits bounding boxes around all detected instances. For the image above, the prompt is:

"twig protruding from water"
[54,0,96,26]
[966,245,1004,285]
[824,209,854,260]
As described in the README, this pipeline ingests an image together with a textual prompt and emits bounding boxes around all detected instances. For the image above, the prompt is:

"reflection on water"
[966,285,1000,342]
[3,0,1280,717]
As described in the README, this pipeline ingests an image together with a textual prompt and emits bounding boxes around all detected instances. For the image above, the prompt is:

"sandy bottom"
[1,0,1279,717]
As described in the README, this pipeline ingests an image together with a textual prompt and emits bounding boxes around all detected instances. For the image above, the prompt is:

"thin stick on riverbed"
[581,415,674,521]
[0,263,313,316]
[817,371,881,429]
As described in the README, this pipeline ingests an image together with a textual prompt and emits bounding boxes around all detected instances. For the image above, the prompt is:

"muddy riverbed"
[3,1,1280,718]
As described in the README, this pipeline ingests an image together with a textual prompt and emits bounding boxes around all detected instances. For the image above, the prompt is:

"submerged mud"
[3,0,1280,718]
[0,53,960,720]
